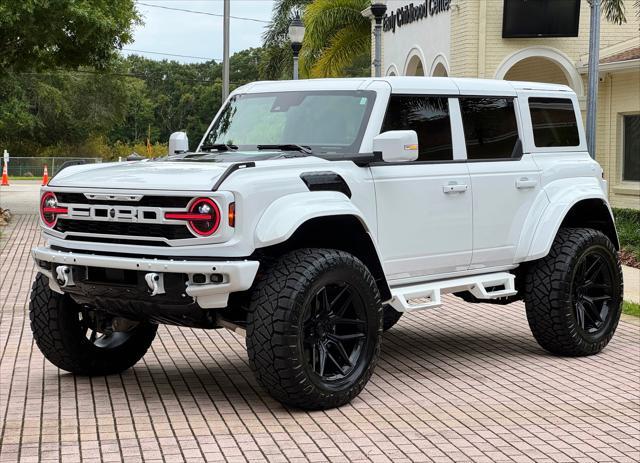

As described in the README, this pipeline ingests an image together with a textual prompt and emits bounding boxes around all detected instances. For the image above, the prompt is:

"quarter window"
[622,114,640,182]
[529,97,580,147]
[459,97,520,160]
[381,96,453,161]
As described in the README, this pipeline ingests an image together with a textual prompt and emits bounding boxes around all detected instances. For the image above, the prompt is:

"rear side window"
[382,96,453,161]
[459,97,520,160]
[529,97,580,147]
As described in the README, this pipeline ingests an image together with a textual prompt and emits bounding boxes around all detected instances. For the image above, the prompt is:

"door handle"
[443,184,468,194]
[516,177,537,189]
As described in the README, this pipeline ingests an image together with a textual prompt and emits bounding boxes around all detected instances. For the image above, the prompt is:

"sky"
[122,1,276,63]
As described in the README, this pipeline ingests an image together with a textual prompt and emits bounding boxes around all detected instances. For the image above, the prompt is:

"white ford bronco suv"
[30,77,623,410]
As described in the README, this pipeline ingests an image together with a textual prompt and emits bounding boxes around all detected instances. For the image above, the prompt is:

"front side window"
[204,91,376,154]
[623,114,640,182]
[381,96,453,161]
[529,97,580,147]
[459,97,520,160]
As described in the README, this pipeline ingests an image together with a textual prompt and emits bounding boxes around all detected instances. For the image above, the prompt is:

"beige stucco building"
[374,0,639,209]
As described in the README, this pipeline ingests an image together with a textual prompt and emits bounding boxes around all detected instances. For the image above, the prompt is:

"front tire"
[246,248,383,410]
[29,274,158,375]
[524,228,623,356]
[382,305,402,331]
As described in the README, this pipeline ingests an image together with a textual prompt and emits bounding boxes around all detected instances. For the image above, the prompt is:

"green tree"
[301,0,371,78]
[261,0,311,79]
[261,0,371,79]
[0,0,140,72]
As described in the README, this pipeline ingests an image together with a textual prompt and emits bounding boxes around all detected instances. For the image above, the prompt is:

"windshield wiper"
[256,144,313,155]
[199,143,238,152]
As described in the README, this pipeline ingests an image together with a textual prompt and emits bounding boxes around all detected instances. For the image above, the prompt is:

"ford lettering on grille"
[67,205,165,223]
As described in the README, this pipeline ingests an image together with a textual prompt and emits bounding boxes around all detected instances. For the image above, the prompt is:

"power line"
[136,1,271,23]
[122,48,219,61]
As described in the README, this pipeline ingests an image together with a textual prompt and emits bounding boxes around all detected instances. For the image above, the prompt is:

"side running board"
[388,272,517,312]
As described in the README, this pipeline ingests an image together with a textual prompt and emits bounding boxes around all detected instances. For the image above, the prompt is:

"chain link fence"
[2,157,102,177]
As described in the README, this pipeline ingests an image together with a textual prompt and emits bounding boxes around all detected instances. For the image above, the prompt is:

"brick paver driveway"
[1,215,639,463]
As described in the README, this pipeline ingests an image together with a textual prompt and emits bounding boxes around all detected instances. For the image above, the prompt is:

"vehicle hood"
[48,155,329,191]
[49,160,233,191]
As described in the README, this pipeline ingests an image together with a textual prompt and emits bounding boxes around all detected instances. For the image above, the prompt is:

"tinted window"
[623,114,640,182]
[529,98,580,147]
[459,97,520,160]
[382,96,453,161]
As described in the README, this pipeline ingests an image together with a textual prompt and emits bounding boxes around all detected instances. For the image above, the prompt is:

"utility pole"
[222,0,230,101]
[586,0,601,159]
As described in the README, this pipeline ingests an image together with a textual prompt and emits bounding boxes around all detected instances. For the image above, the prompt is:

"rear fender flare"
[519,178,616,262]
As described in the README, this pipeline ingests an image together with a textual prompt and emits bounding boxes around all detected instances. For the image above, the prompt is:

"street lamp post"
[370,1,387,78]
[288,12,305,80]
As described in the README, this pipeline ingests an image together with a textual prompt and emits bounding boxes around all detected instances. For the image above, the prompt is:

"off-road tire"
[246,248,383,410]
[524,228,623,356]
[29,273,158,375]
[382,305,402,331]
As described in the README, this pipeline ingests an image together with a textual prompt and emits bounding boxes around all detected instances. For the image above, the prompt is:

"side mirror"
[373,130,419,163]
[168,132,189,155]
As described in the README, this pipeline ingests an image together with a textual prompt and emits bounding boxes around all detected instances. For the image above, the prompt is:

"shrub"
[613,208,640,265]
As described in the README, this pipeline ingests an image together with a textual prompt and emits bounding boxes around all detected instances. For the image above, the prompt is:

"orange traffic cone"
[1,163,8,186]
[41,165,49,186]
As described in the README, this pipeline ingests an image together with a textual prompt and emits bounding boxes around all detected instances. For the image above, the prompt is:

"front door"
[371,95,472,282]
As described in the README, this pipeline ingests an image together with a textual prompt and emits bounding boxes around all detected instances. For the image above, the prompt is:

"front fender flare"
[254,191,371,248]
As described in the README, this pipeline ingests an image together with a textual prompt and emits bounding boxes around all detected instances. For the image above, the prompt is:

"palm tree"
[261,0,310,79]
[600,0,627,23]
[300,0,371,78]
[261,0,370,79]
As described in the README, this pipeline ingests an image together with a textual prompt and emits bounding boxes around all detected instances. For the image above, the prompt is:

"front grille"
[56,193,190,208]
[55,219,193,240]
[63,235,171,247]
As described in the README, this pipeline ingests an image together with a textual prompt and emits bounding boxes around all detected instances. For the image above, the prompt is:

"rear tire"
[524,228,623,356]
[246,248,382,410]
[29,274,157,375]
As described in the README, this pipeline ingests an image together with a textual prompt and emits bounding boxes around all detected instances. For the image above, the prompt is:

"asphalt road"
[0,180,41,215]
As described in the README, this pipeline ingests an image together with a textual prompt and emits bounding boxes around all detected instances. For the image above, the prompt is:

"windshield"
[202,90,376,154]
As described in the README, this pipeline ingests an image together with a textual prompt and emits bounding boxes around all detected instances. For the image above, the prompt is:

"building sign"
[383,0,451,33]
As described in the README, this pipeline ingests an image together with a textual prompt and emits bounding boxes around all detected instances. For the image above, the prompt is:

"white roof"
[236,77,574,96]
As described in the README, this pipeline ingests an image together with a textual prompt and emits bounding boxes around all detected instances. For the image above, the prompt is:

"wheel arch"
[255,214,391,302]
[524,197,619,263]
[559,198,619,249]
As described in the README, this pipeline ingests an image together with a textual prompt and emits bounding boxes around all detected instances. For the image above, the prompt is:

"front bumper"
[31,246,260,309]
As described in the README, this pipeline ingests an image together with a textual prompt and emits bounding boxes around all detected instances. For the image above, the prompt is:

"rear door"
[457,88,542,270]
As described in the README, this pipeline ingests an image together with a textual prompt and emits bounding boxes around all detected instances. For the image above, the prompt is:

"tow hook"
[145,272,165,296]
[55,265,74,287]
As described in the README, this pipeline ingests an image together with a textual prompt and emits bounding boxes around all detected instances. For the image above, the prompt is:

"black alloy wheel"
[302,283,367,382]
[572,248,615,336]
